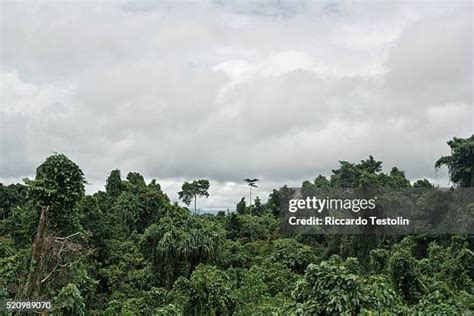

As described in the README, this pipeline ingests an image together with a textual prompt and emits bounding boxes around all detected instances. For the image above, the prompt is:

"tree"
[140,211,224,287]
[314,175,331,188]
[435,135,474,187]
[233,259,294,314]
[23,205,49,298]
[388,248,424,304]
[413,179,434,188]
[0,183,27,220]
[300,180,314,198]
[330,156,384,188]
[266,189,280,217]
[25,153,86,235]
[170,265,235,315]
[113,192,142,235]
[361,276,404,314]
[178,180,210,214]
[253,196,264,215]
[105,169,123,197]
[236,197,246,215]
[360,155,383,173]
[270,238,316,273]
[387,167,411,188]
[331,161,363,188]
[126,172,146,189]
[266,186,295,217]
[240,213,278,241]
[243,179,259,216]
[110,176,168,234]
[54,283,86,316]
[225,213,242,240]
[4,138,474,314]
[22,154,87,298]
[293,257,363,314]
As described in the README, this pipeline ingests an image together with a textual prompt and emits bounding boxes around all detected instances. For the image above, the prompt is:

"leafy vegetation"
[0,135,473,314]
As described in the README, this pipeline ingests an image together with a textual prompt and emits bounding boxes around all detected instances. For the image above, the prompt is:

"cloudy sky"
[1,0,472,210]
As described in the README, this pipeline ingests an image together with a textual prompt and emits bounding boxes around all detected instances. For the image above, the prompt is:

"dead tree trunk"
[23,206,48,298]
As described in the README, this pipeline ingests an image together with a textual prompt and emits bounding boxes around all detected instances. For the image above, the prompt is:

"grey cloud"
[0,1,471,210]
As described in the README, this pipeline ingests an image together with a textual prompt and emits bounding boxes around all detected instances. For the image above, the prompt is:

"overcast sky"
[1,1,472,210]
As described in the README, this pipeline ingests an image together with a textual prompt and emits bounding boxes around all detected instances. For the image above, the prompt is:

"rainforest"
[0,135,473,315]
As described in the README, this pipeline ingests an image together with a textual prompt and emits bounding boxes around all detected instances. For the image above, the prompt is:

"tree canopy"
[178,179,210,214]
[1,136,473,314]
[435,135,474,187]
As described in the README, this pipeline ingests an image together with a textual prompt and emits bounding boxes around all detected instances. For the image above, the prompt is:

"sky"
[1,0,473,211]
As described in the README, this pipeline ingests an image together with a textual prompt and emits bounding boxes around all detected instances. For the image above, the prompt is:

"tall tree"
[23,154,86,297]
[435,135,474,187]
[243,178,258,216]
[105,169,123,197]
[25,153,86,235]
[178,180,210,214]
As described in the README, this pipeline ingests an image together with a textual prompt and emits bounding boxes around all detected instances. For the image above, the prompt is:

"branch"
[40,231,91,284]
[54,232,80,241]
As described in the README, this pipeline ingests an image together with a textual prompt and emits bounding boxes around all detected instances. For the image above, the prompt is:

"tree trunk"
[194,195,197,214]
[23,206,48,298]
[249,187,252,216]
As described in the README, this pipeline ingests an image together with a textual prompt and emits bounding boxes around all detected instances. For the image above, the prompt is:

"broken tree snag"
[23,205,49,298]
[41,232,85,285]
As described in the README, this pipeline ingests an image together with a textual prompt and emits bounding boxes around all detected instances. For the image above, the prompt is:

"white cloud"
[0,71,73,115]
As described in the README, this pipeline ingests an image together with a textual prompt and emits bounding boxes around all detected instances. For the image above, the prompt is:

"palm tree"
[143,215,221,287]
[243,178,259,216]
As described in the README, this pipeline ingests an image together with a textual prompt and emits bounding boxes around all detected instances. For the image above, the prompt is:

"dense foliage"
[1,135,473,314]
